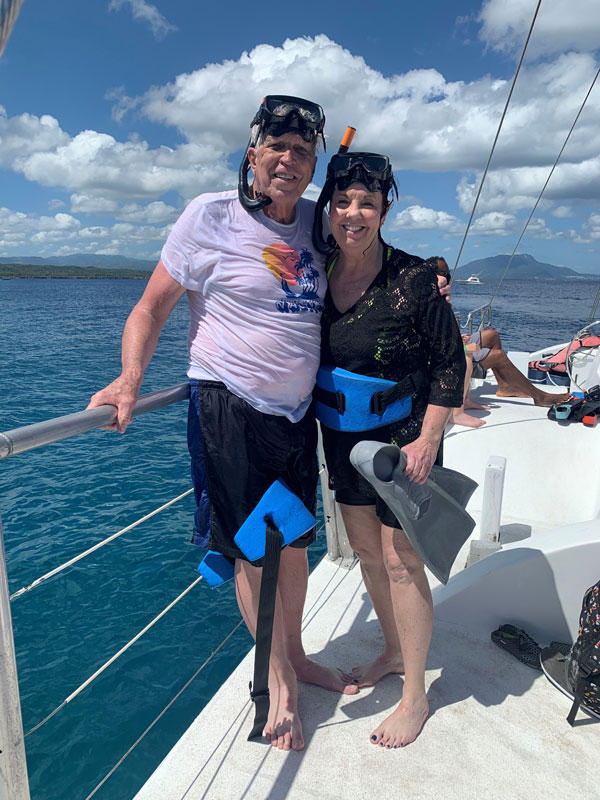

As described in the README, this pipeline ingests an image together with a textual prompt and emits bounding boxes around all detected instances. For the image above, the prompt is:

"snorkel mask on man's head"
[238,94,326,213]
[312,151,399,255]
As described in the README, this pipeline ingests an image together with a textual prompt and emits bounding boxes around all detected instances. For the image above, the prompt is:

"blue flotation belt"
[197,479,315,741]
[314,365,428,431]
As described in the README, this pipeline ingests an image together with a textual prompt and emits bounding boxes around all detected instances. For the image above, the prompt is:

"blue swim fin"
[349,442,478,584]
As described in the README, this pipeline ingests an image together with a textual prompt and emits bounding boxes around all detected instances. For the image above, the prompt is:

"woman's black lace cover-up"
[320,246,465,492]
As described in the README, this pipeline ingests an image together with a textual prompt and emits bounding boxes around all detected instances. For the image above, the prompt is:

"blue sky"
[1,0,599,271]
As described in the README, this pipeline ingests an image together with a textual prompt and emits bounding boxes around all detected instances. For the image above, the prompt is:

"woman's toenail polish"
[371,735,377,741]
[386,745,391,749]
[393,745,398,749]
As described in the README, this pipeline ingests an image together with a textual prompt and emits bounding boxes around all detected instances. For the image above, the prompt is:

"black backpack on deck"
[566,581,600,724]
[541,580,600,725]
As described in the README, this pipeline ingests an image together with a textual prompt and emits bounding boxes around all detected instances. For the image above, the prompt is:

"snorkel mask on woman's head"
[238,95,326,213]
[312,151,399,255]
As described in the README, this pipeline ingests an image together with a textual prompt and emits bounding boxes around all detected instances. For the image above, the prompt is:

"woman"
[313,153,465,748]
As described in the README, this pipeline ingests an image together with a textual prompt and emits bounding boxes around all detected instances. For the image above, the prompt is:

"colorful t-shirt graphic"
[262,243,322,314]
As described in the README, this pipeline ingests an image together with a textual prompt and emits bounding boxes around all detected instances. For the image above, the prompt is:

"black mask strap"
[238,138,272,213]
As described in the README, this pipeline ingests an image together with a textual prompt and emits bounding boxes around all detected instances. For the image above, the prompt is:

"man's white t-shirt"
[161,190,327,423]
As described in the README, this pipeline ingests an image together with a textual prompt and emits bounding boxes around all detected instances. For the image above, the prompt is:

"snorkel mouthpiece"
[238,94,326,213]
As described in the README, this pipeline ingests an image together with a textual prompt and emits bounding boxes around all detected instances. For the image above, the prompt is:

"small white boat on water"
[455,274,483,285]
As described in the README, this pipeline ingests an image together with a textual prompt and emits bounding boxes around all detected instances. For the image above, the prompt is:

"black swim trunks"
[188,380,318,562]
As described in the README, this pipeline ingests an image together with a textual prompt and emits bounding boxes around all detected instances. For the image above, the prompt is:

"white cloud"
[573,213,600,243]
[553,205,574,218]
[470,211,517,236]
[302,182,322,202]
[467,212,554,238]
[70,194,119,214]
[5,120,235,203]
[2,38,599,210]
[105,86,140,123]
[0,206,169,258]
[69,194,179,223]
[388,205,463,233]
[108,0,176,40]
[135,38,600,176]
[478,0,600,58]
[457,156,600,215]
[0,107,69,168]
[115,201,179,223]
[2,35,600,259]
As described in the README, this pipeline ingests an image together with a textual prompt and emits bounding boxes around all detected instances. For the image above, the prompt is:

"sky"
[1,0,599,272]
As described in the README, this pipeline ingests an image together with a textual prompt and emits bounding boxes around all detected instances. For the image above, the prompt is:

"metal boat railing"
[0,384,334,800]
[0,384,191,800]
[454,302,493,335]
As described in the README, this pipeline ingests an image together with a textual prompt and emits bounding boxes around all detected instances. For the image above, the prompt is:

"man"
[88,95,356,753]
[430,257,568,426]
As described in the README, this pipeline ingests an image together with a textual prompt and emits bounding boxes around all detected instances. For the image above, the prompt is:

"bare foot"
[450,410,486,428]
[532,391,569,408]
[343,652,404,688]
[294,657,359,695]
[370,694,429,749]
[495,389,530,398]
[264,669,304,751]
[464,398,491,410]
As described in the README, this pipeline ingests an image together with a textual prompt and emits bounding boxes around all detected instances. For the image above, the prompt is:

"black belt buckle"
[249,681,270,702]
[336,390,346,414]
[371,391,384,416]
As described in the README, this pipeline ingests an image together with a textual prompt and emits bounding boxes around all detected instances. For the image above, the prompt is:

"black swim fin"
[349,441,478,584]
[428,463,478,509]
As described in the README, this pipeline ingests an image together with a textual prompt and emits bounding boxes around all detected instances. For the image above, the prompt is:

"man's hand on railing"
[87,375,142,434]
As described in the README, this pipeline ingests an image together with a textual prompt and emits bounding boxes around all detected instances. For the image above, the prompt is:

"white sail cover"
[0,0,24,58]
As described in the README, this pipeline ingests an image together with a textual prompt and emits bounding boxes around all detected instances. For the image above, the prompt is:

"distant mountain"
[0,254,156,270]
[455,254,592,280]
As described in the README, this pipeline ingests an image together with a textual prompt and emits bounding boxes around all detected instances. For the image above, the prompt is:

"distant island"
[455,253,598,281]
[1,252,598,280]
[0,253,156,271]
[0,264,151,279]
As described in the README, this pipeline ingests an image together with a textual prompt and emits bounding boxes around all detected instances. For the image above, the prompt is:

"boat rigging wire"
[586,291,600,328]
[487,66,600,307]
[83,617,246,800]
[24,575,204,737]
[0,0,24,58]
[451,0,543,281]
[9,487,194,601]
[23,516,328,740]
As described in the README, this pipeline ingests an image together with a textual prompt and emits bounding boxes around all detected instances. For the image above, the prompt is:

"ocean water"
[0,275,598,800]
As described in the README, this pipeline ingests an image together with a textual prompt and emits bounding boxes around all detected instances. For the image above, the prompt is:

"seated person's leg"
[451,354,487,428]
[479,328,502,351]
[480,350,569,405]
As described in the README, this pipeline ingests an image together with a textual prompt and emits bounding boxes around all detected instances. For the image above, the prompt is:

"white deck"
[135,359,600,800]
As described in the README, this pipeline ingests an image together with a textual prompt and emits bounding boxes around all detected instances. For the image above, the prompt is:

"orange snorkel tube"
[337,125,356,154]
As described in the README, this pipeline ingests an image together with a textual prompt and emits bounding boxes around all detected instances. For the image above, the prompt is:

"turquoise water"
[1,275,598,800]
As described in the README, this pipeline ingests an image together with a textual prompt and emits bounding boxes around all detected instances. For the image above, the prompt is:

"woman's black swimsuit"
[320,246,465,526]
